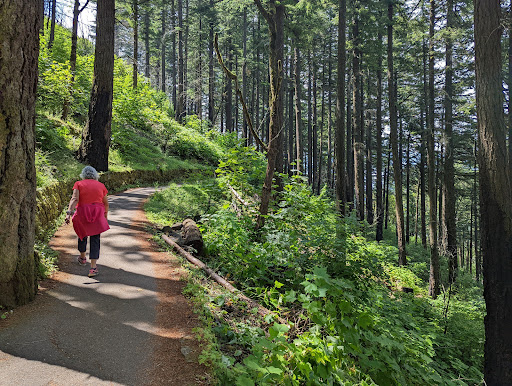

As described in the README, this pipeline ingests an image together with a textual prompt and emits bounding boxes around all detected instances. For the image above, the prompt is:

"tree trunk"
[255,0,285,229]
[208,0,215,124]
[376,29,384,241]
[0,0,40,307]
[288,54,294,175]
[294,46,302,174]
[475,0,512,377]
[171,0,176,105]
[307,53,313,184]
[327,30,333,188]
[176,0,185,122]
[184,0,189,114]
[509,5,512,172]
[144,6,150,79]
[474,140,481,282]
[242,8,248,143]
[421,39,428,248]
[335,0,346,215]
[312,56,318,191]
[406,133,410,243]
[161,2,166,93]
[132,0,139,89]
[317,55,326,195]
[427,0,440,297]
[352,11,364,221]
[225,41,233,132]
[62,0,87,120]
[444,0,457,283]
[387,1,406,265]
[346,64,354,207]
[385,141,391,229]
[77,0,115,172]
[366,74,373,225]
[48,0,56,49]
[196,18,203,118]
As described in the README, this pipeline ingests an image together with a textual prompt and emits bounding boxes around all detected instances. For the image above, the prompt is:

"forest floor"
[0,187,209,385]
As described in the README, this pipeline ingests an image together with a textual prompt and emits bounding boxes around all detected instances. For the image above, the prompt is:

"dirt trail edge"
[0,187,208,385]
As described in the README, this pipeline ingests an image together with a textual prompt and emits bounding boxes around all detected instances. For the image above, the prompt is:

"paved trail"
[0,187,207,385]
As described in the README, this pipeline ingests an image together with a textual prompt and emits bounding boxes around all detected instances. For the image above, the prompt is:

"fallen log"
[161,234,288,325]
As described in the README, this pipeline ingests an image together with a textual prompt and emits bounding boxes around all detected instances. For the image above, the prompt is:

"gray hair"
[80,166,100,180]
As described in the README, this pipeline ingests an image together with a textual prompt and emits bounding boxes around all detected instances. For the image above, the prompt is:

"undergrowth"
[145,149,484,385]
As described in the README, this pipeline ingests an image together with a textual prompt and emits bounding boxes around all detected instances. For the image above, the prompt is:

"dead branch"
[214,33,267,152]
[162,234,287,325]
[227,182,250,207]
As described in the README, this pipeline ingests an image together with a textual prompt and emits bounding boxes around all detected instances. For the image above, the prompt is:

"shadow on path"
[0,187,207,385]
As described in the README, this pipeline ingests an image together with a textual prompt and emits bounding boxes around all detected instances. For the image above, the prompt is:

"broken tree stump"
[182,218,203,254]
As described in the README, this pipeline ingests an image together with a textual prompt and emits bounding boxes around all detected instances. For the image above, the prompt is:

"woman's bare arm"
[65,189,79,224]
[103,194,109,218]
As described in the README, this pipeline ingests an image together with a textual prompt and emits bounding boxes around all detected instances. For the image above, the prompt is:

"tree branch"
[214,33,268,151]
[253,0,272,25]
[79,0,90,14]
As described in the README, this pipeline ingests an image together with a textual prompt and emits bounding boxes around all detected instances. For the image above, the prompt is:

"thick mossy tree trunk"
[0,1,40,307]
[78,0,115,172]
[254,0,284,230]
[474,0,512,382]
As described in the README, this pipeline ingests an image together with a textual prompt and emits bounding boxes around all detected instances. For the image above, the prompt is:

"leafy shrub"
[192,153,485,384]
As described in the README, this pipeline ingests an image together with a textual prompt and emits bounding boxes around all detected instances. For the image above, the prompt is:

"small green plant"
[35,241,59,279]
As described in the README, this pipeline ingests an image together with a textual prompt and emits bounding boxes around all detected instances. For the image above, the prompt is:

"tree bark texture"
[0,0,40,307]
[62,0,88,120]
[428,0,440,297]
[225,41,233,132]
[421,39,428,248]
[387,1,406,265]
[161,2,166,93]
[255,0,284,229]
[444,0,457,283]
[365,75,373,225]
[376,30,383,241]
[176,0,185,122]
[132,0,139,89]
[288,55,294,175]
[475,0,512,382]
[144,6,150,79]
[48,0,56,48]
[208,0,215,124]
[77,0,115,172]
[352,12,364,221]
[294,46,302,174]
[307,55,312,184]
[335,0,346,215]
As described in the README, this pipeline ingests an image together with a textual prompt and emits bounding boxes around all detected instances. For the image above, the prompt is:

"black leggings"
[78,234,100,260]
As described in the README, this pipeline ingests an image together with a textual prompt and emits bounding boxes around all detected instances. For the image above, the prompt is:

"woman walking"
[65,166,110,277]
